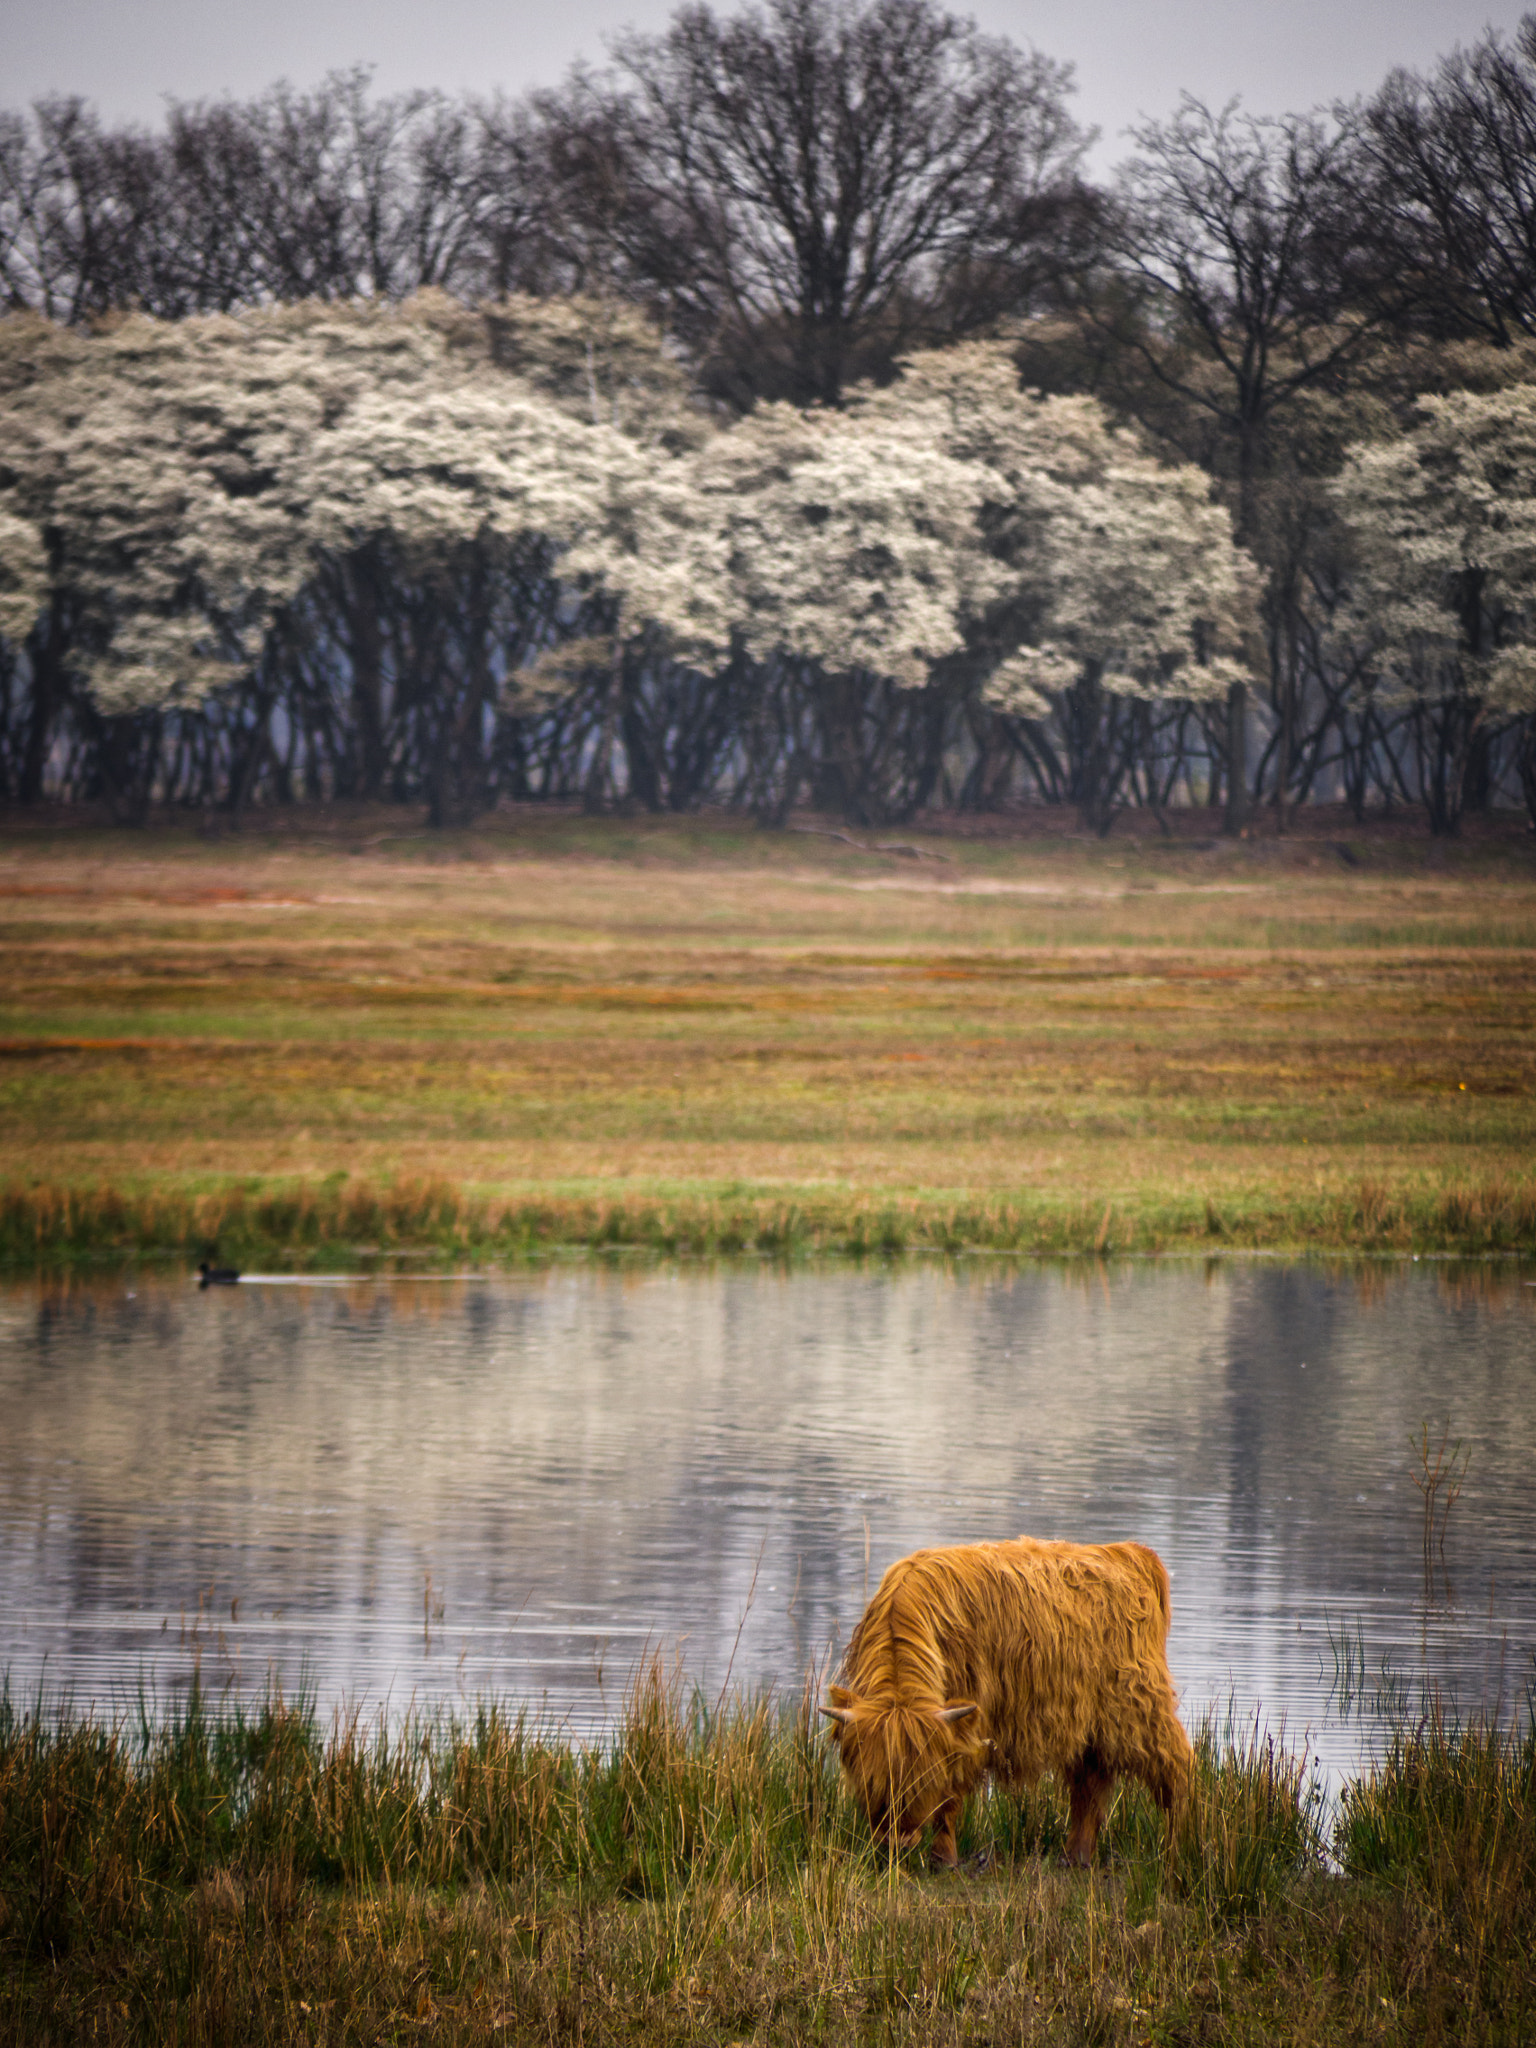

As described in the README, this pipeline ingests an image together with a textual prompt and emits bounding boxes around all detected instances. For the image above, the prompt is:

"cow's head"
[822,1687,984,1849]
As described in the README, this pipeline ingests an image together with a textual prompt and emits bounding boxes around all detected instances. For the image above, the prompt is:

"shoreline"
[4,1173,1536,1270]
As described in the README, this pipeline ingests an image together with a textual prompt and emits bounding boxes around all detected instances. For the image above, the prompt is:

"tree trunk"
[584,639,624,814]
[1463,725,1492,812]
[20,594,71,804]
[1519,714,1536,834]
[1223,680,1249,834]
[349,551,387,802]
[455,551,492,820]
[1275,603,1298,834]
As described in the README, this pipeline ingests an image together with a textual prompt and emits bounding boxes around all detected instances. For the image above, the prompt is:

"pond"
[2,1260,1533,1790]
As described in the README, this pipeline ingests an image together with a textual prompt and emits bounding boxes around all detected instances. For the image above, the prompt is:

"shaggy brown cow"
[823,1536,1192,1870]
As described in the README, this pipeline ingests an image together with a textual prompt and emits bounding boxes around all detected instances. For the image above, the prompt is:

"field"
[3,804,1536,1261]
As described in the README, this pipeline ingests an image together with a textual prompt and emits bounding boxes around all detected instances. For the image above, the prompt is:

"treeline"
[1,0,1535,833]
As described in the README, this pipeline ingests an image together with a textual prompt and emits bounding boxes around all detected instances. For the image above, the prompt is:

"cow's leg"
[1141,1709,1195,1848]
[928,1794,963,1871]
[1064,1749,1115,1867]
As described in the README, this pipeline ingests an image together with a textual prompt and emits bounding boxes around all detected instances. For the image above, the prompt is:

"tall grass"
[4,1169,1535,1268]
[6,1666,1528,2044]
[1171,1713,1327,1925]
[5,1667,1307,1935]
[0,1665,849,1949]
[1336,1706,1536,2014]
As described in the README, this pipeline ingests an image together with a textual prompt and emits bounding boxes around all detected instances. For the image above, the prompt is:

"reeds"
[1170,1713,1327,1926]
[4,1668,1530,2045]
[4,1169,1536,1268]
[1412,1420,1471,1571]
[0,1669,851,1923]
[1343,1175,1536,1254]
[1335,1706,1536,2023]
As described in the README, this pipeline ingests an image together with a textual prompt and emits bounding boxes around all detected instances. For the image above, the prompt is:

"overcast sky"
[2,0,1526,169]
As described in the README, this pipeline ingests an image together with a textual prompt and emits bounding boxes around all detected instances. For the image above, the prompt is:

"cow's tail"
[1131,1543,1174,1644]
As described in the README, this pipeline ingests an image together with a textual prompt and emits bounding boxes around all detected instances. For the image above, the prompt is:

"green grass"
[2,1668,1531,2045]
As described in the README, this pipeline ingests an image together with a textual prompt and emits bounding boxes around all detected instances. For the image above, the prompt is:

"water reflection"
[1,1262,1532,1788]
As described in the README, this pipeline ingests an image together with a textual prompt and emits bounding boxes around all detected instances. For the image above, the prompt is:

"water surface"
[2,1261,1532,1788]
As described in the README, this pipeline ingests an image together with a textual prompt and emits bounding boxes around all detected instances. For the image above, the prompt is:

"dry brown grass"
[3,808,1535,1256]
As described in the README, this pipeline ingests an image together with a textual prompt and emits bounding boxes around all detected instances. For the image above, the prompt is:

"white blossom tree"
[573,338,1259,826]
[1331,380,1536,831]
[0,294,660,812]
[853,343,1257,697]
[0,296,1259,827]
[571,395,984,680]
[0,297,648,713]
[977,422,1260,831]
[559,363,1002,817]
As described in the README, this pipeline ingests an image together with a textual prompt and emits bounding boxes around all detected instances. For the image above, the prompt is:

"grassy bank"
[5,1168,1536,1265]
[1,1674,1531,2045]
[3,807,1536,1263]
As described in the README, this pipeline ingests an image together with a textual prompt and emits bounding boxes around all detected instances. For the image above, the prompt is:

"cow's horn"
[820,1703,852,1725]
[939,1702,978,1724]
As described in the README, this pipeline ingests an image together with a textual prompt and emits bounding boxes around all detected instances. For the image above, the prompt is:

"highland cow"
[823,1536,1192,1869]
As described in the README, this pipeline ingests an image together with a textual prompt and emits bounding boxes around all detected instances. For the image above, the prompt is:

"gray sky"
[1,0,1526,168]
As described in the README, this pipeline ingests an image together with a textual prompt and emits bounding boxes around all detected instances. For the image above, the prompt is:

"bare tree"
[1342,16,1536,347]
[494,75,708,311]
[0,12,1092,392]
[565,0,1092,406]
[1104,98,1372,831]
[0,97,177,320]
[0,73,542,318]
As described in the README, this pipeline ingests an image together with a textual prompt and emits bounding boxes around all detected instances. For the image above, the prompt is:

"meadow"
[2,804,1535,1261]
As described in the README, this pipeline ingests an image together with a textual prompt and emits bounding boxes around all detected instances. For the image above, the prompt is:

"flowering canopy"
[851,344,1257,712]
[0,297,646,712]
[576,338,1259,707]
[0,305,1258,732]
[1331,381,1536,714]
[567,393,986,685]
[0,500,46,648]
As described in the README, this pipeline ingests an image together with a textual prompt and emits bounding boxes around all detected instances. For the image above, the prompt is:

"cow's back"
[845,1537,1181,1789]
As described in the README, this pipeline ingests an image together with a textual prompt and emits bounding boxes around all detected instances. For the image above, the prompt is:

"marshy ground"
[2,803,1534,1259]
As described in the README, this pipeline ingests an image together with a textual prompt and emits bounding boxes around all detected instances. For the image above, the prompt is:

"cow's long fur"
[825,1537,1193,1868]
